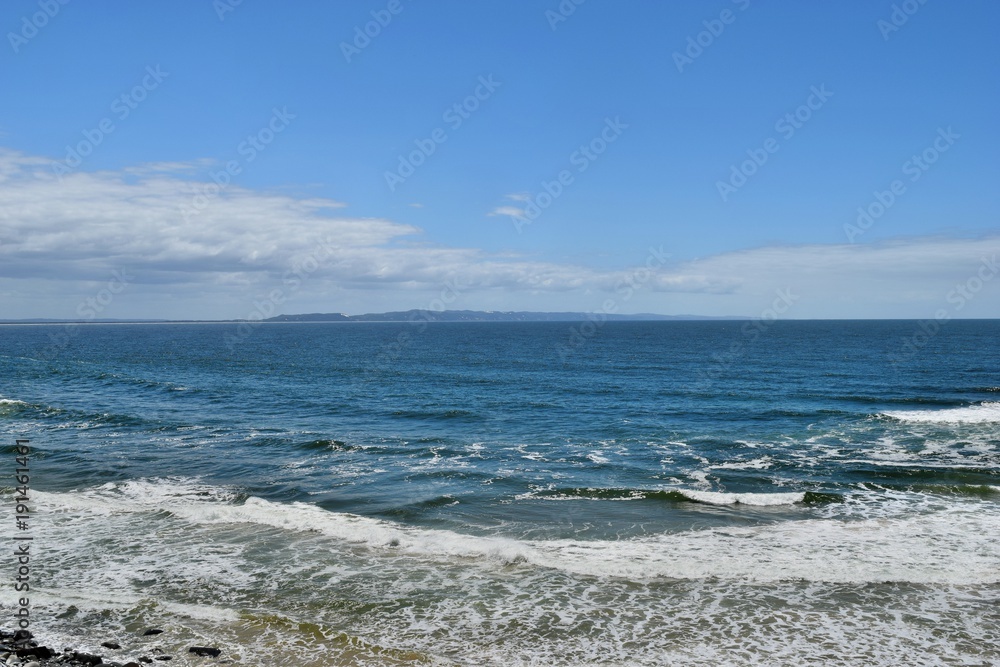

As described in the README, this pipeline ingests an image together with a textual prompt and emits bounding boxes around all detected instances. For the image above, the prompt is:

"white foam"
[30,479,1000,585]
[675,489,804,506]
[33,482,532,567]
[13,479,1000,667]
[159,601,241,622]
[39,478,239,512]
[688,469,712,488]
[882,401,1000,424]
[554,507,1000,583]
[180,496,533,565]
[18,588,141,609]
[708,457,774,471]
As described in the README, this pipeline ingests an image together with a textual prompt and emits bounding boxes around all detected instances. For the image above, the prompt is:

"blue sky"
[1,0,998,319]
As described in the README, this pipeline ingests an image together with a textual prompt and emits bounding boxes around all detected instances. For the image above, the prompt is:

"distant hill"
[0,311,747,325]
[265,310,746,323]
[264,312,351,322]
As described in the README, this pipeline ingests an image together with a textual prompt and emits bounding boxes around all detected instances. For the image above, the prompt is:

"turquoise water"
[1,321,998,665]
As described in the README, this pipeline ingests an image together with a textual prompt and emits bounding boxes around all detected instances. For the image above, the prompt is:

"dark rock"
[102,641,122,650]
[188,646,221,657]
[72,651,104,665]
[123,663,143,667]
[154,657,172,661]
[16,645,54,659]
[57,605,79,618]
[142,629,164,636]
[139,658,153,664]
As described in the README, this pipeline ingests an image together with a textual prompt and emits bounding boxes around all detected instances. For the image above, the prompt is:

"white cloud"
[488,205,526,218]
[634,236,1000,318]
[488,193,534,218]
[0,149,997,319]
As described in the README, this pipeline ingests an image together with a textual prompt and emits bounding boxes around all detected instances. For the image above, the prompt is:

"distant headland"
[0,310,747,324]
[263,310,747,323]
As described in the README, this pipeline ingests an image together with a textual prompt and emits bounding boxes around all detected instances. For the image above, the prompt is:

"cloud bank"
[0,149,996,319]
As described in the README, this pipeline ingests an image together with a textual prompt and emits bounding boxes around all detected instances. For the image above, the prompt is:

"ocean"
[1,320,998,666]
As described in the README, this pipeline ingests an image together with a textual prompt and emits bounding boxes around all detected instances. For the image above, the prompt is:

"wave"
[0,396,31,405]
[527,486,839,506]
[0,397,45,421]
[907,484,1000,499]
[27,478,1000,585]
[881,401,1000,424]
[677,489,807,506]
[297,438,361,452]
[385,494,462,519]
[0,394,134,425]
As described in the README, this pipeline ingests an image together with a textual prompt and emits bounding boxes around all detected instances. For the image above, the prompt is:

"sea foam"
[674,489,805,506]
[882,401,1000,424]
[30,478,1000,586]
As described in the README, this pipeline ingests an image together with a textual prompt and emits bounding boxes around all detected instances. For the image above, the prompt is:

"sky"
[0,0,998,320]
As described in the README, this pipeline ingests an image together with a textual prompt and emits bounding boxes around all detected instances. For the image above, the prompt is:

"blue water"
[1,321,999,665]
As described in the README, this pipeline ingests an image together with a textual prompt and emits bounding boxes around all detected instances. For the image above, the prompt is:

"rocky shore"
[1,629,223,666]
